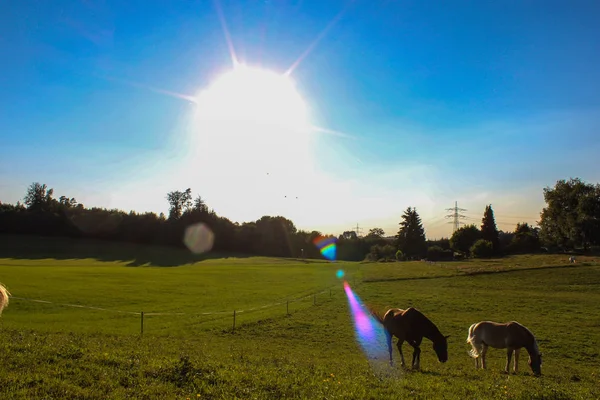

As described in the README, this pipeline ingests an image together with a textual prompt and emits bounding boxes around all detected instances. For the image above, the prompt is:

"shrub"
[395,250,404,261]
[470,239,494,258]
[426,245,453,261]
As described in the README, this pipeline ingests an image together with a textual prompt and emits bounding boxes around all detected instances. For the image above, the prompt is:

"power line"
[464,213,538,221]
[445,201,467,233]
[352,223,363,238]
[462,216,539,230]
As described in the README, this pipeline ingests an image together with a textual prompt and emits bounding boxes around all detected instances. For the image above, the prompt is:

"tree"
[59,195,77,208]
[426,238,450,250]
[340,230,358,240]
[368,243,396,261]
[380,244,396,260]
[509,223,540,254]
[367,228,385,238]
[166,188,192,220]
[193,195,209,213]
[395,207,427,259]
[539,178,600,250]
[470,239,494,258]
[23,182,55,212]
[427,245,453,261]
[427,246,443,261]
[450,224,481,255]
[395,250,404,261]
[254,216,297,257]
[481,205,499,252]
[498,230,515,252]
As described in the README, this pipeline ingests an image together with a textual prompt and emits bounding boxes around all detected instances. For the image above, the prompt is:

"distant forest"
[1,178,598,261]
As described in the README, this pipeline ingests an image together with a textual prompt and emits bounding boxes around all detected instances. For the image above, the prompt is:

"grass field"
[1,235,600,399]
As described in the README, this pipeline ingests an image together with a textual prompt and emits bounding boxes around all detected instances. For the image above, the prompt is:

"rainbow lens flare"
[312,235,337,261]
[343,281,389,361]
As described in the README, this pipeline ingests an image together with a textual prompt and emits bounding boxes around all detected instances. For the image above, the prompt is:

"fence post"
[232,310,236,333]
[140,311,144,336]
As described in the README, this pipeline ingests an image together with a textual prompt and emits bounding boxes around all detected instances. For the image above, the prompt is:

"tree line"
[1,178,598,261]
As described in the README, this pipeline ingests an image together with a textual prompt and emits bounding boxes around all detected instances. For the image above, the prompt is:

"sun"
[188,65,317,214]
[196,65,309,131]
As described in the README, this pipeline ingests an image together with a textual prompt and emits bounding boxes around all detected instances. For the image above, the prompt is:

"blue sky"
[1,0,600,238]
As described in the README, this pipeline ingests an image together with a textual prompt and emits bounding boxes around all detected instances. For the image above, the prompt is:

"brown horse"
[371,307,449,369]
[0,282,9,316]
[467,321,542,375]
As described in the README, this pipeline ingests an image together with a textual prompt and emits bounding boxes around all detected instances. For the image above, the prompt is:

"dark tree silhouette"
[509,223,541,254]
[24,182,55,212]
[539,178,600,251]
[367,228,385,238]
[4,178,599,261]
[450,224,481,255]
[166,188,192,220]
[395,207,426,259]
[481,205,499,252]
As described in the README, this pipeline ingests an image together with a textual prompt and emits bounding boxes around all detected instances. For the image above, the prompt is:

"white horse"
[0,282,9,316]
[467,321,542,375]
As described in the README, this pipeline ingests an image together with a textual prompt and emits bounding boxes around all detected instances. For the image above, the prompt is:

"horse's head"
[433,335,450,363]
[528,352,542,376]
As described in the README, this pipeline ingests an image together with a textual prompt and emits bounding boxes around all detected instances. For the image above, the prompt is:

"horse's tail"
[466,323,476,343]
[468,347,479,358]
[0,282,10,315]
[466,323,479,358]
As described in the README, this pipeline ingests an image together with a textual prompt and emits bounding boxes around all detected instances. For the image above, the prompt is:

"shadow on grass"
[0,234,252,267]
[413,369,442,376]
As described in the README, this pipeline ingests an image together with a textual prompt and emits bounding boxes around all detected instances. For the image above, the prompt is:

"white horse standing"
[467,321,543,375]
[0,282,9,316]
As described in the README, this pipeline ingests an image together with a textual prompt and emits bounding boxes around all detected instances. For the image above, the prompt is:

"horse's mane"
[516,322,540,355]
[367,305,385,325]
[406,308,445,343]
[367,306,399,327]
[0,282,9,315]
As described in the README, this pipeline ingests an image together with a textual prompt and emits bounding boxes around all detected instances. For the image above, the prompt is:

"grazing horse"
[0,282,9,316]
[467,321,542,375]
[371,307,450,369]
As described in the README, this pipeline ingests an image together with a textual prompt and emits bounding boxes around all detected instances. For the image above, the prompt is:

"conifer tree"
[481,204,499,251]
[395,207,427,259]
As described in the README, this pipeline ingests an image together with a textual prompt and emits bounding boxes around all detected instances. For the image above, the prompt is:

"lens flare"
[342,281,389,361]
[336,269,345,279]
[313,235,337,261]
[183,223,215,254]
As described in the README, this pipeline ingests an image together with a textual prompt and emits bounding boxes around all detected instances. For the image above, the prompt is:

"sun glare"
[188,65,317,218]
[197,66,309,129]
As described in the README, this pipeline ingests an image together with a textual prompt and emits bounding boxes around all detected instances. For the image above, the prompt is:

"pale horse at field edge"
[0,282,9,316]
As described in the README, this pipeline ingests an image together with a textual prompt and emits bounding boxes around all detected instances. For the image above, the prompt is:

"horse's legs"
[471,341,483,369]
[386,330,393,365]
[505,348,513,374]
[410,344,421,370]
[481,344,489,369]
[396,339,406,367]
[513,348,520,373]
[410,338,423,370]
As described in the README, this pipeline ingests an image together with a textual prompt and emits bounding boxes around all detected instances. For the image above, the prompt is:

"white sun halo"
[188,65,317,218]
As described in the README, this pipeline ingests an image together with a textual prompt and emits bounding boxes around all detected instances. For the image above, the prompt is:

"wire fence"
[7,281,351,335]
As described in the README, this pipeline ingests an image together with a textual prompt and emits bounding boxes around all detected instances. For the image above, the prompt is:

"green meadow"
[1,235,599,399]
